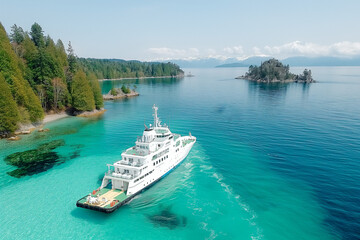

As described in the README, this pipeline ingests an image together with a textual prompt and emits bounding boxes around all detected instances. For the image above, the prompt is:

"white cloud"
[252,47,263,56]
[147,47,200,59]
[263,41,360,58]
[147,41,360,61]
[223,45,244,55]
[331,41,360,56]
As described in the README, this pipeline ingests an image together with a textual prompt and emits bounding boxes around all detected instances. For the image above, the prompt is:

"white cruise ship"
[77,105,196,213]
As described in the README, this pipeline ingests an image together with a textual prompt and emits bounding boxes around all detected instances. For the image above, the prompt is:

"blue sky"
[1,0,359,60]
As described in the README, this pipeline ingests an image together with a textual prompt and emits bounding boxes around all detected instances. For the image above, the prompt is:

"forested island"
[78,58,184,80]
[0,22,183,138]
[236,59,314,83]
[103,85,139,100]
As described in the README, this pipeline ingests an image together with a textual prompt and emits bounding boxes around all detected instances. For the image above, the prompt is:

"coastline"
[76,109,107,117]
[98,74,184,82]
[103,90,139,100]
[9,109,106,140]
[43,112,69,124]
[235,76,296,83]
[14,112,70,136]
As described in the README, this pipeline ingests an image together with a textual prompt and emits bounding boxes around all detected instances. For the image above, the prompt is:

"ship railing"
[106,171,138,180]
[119,160,143,167]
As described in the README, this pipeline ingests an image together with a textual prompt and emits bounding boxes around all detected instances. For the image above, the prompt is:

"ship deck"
[77,188,128,210]
[183,138,195,146]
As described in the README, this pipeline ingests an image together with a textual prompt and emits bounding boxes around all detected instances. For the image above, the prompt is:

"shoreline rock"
[235,76,304,83]
[76,108,107,117]
[103,89,139,100]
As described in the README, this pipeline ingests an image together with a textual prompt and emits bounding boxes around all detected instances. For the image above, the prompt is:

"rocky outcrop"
[236,59,315,83]
[103,89,139,100]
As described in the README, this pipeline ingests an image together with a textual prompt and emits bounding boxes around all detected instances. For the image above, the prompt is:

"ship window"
[153,163,155,166]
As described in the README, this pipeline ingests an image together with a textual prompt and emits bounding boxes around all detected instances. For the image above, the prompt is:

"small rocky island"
[236,58,315,83]
[103,84,139,100]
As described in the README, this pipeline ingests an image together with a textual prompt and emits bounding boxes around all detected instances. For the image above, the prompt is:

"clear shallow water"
[1,67,360,239]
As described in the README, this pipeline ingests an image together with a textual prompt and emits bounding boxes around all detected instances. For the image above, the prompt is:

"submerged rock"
[4,139,80,178]
[148,208,187,229]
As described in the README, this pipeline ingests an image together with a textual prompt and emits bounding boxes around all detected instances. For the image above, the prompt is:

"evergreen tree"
[55,39,68,67]
[0,73,20,134]
[66,41,77,93]
[88,73,103,109]
[0,23,43,123]
[9,24,25,44]
[30,23,45,48]
[72,71,95,111]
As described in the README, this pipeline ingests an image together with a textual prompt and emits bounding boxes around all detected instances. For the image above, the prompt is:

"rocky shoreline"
[103,89,139,100]
[2,109,107,140]
[235,76,314,83]
[2,112,69,140]
[75,108,107,117]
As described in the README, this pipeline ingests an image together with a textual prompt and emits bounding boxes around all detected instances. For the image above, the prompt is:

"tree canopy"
[0,73,20,134]
[72,71,95,111]
[78,58,183,80]
[243,58,314,83]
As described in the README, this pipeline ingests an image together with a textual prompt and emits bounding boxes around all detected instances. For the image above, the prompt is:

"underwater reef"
[4,139,80,178]
[148,207,187,229]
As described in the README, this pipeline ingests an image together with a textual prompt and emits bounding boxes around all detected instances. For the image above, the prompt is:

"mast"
[153,104,159,127]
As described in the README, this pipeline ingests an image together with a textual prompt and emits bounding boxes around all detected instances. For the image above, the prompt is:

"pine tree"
[66,41,77,94]
[72,71,95,111]
[0,73,20,134]
[0,23,43,122]
[88,73,103,110]
[30,23,44,48]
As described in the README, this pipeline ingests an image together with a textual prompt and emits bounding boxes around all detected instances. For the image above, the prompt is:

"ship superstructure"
[76,105,196,213]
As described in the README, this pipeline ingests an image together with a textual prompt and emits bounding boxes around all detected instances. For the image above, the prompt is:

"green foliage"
[67,41,77,74]
[245,59,314,83]
[121,84,131,94]
[245,59,295,82]
[110,88,117,96]
[55,39,68,67]
[0,73,20,133]
[10,24,25,44]
[30,23,44,48]
[0,23,43,123]
[72,71,95,111]
[0,22,185,134]
[77,58,183,79]
[88,73,103,109]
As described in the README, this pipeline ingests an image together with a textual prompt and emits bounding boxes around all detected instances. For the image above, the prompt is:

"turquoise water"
[1,67,360,239]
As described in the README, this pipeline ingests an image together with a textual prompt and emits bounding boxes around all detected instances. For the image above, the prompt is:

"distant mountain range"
[166,56,360,68]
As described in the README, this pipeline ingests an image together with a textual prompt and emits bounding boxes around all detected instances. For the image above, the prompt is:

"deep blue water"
[0,67,359,239]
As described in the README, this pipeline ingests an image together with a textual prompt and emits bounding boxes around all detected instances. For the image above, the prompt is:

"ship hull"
[76,139,195,213]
